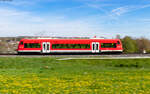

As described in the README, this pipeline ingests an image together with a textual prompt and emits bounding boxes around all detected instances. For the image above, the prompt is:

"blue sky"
[0,0,150,38]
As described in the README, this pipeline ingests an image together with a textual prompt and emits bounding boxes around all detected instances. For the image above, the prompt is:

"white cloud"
[0,8,110,37]
[140,4,150,8]
[111,7,129,16]
[110,4,150,17]
[85,3,109,13]
[0,8,29,16]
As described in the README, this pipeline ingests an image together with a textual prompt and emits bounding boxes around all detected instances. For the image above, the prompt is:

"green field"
[0,57,150,94]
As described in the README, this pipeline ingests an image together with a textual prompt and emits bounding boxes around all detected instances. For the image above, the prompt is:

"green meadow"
[0,57,150,94]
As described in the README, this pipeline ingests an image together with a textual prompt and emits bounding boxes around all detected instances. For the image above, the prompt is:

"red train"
[17,38,123,54]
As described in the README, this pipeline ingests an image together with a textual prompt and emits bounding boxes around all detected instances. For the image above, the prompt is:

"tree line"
[116,35,150,53]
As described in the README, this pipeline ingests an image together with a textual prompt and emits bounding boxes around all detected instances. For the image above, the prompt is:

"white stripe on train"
[18,50,123,53]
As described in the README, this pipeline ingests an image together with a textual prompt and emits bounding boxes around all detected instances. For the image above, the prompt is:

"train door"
[42,42,50,53]
[92,42,100,53]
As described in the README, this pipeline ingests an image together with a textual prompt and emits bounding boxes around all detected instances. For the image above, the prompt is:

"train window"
[52,44,90,49]
[47,44,49,50]
[20,41,23,45]
[92,44,95,50]
[117,41,120,45]
[101,43,116,48]
[43,44,46,50]
[86,44,90,48]
[96,44,98,50]
[52,44,56,49]
[24,43,41,48]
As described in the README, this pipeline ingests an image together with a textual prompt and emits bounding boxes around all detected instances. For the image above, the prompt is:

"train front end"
[17,39,42,54]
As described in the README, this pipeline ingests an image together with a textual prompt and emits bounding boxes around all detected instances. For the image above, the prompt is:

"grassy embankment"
[0,57,150,93]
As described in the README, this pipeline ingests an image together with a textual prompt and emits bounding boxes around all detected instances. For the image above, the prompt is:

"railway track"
[0,53,150,58]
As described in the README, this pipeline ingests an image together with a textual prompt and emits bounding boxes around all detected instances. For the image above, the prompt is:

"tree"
[122,36,138,53]
[136,37,150,53]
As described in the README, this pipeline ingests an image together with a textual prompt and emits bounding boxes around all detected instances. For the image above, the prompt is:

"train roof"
[20,38,121,41]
